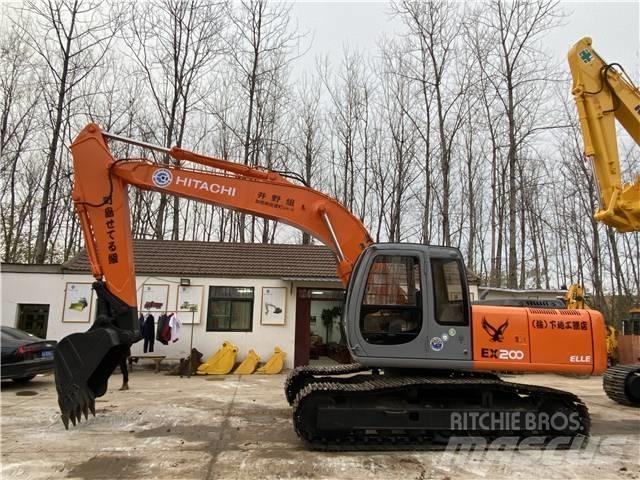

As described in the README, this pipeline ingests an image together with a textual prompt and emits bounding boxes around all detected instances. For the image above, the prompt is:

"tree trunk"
[34,3,78,263]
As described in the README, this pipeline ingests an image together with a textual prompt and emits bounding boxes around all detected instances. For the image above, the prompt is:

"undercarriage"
[603,364,640,407]
[286,364,590,451]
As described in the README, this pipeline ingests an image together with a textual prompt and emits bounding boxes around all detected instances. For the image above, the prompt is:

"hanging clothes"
[168,313,181,343]
[138,314,145,335]
[142,313,155,353]
[156,314,170,345]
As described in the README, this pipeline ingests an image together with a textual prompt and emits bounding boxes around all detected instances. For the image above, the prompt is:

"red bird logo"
[482,318,509,342]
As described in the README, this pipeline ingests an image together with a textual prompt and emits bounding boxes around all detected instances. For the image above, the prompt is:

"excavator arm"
[55,123,372,428]
[568,37,640,232]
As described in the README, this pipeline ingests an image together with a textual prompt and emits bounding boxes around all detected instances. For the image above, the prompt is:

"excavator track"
[285,364,501,405]
[603,365,640,407]
[285,363,369,405]
[292,375,590,451]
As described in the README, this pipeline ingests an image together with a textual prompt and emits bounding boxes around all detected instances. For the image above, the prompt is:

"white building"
[1,241,480,368]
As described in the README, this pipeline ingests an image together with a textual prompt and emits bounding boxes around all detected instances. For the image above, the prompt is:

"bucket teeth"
[80,389,92,419]
[58,385,96,428]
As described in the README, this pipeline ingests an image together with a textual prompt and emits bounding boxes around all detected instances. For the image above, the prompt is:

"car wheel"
[12,375,36,384]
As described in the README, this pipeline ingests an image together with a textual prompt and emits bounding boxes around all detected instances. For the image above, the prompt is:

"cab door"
[422,248,472,361]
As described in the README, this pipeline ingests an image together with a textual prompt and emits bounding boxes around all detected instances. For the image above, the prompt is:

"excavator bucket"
[255,347,286,374]
[197,341,238,375]
[233,349,260,375]
[54,282,140,429]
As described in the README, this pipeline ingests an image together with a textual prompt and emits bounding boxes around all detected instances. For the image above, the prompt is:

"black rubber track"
[603,364,640,407]
[284,363,368,405]
[284,363,501,406]
[292,375,590,451]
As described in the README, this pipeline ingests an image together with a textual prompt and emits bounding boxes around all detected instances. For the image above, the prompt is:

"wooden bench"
[128,355,167,373]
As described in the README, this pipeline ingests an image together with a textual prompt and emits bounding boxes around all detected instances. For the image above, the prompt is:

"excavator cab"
[343,244,473,369]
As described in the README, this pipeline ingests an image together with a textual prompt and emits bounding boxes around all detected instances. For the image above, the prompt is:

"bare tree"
[125,0,226,240]
[393,1,469,246]
[0,21,42,262]
[318,49,371,216]
[293,74,324,244]
[227,0,302,242]
[474,0,562,287]
[378,40,420,242]
[17,0,123,263]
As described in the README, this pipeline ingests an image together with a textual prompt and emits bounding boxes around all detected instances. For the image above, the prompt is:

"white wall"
[139,276,298,368]
[1,268,482,369]
[1,270,300,368]
[1,271,86,340]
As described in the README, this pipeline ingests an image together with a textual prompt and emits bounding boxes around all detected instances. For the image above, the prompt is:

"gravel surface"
[1,370,638,479]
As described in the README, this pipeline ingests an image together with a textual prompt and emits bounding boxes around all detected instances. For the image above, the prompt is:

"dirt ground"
[1,369,638,480]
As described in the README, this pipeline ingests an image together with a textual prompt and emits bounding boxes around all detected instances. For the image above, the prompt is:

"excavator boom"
[568,37,640,232]
[55,124,372,428]
[568,38,640,407]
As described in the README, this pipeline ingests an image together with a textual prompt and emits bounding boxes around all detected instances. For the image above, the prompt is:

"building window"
[17,304,49,339]
[207,287,254,332]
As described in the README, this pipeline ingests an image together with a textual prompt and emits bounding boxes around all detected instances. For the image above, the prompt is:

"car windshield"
[1,326,40,341]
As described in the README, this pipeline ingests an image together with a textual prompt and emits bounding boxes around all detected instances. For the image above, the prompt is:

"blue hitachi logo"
[152,168,172,188]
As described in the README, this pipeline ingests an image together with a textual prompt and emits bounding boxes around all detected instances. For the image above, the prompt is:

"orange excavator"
[54,123,607,449]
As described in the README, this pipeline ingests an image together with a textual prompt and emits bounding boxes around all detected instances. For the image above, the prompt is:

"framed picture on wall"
[62,282,94,323]
[261,287,286,325]
[140,284,169,313]
[176,285,204,324]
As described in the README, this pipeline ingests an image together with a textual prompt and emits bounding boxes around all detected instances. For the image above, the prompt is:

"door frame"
[294,287,346,367]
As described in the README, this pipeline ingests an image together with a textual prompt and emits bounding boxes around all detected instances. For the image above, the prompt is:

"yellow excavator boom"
[568,37,640,232]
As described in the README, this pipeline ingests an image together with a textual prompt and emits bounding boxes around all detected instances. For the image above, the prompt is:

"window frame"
[206,286,254,332]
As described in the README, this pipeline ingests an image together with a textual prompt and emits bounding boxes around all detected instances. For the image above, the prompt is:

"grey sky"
[291,1,639,78]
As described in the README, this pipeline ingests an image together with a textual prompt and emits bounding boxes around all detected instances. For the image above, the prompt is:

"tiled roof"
[61,240,481,284]
[62,240,340,280]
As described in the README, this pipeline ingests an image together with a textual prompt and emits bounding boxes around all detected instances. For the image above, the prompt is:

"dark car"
[1,326,57,383]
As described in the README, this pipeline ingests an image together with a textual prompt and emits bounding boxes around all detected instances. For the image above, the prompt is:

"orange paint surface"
[472,305,607,374]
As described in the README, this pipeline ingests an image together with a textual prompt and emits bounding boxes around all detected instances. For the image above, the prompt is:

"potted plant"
[321,306,342,345]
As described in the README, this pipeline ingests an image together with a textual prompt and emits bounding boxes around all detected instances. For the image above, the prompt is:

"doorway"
[294,288,345,367]
[17,304,49,338]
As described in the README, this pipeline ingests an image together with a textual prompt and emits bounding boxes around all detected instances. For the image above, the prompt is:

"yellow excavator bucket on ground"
[197,341,238,375]
[233,349,260,375]
[255,347,286,374]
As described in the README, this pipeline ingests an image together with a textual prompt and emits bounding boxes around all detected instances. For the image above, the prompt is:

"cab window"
[360,255,422,345]
[430,257,468,326]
